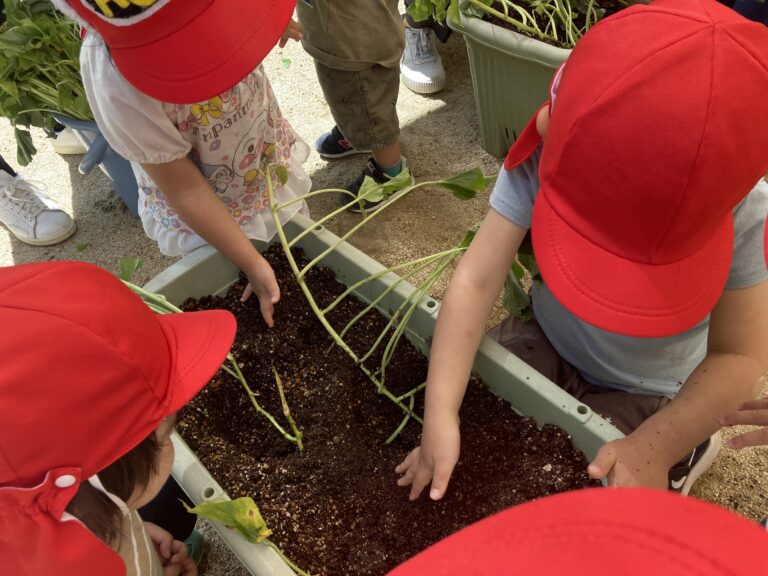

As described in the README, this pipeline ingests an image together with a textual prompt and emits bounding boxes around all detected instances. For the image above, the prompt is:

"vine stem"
[266,171,423,424]
[123,281,303,449]
[265,540,312,576]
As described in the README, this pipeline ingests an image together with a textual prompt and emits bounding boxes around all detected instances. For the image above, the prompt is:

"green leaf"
[357,168,413,204]
[276,165,289,185]
[436,168,493,200]
[503,266,533,322]
[448,0,462,23]
[75,242,91,252]
[118,257,144,281]
[14,127,36,166]
[183,498,273,544]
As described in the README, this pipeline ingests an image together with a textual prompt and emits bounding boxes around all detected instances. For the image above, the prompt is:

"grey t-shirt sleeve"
[725,179,768,290]
[488,145,542,229]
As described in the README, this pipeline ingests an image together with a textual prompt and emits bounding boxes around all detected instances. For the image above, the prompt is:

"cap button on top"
[54,474,77,488]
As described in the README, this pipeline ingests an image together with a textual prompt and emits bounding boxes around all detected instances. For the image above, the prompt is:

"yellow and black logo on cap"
[86,0,160,19]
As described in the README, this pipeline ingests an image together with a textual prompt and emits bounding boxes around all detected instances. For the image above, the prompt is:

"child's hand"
[719,398,768,448]
[395,411,460,500]
[143,522,198,575]
[587,436,668,490]
[279,19,303,47]
[241,256,281,327]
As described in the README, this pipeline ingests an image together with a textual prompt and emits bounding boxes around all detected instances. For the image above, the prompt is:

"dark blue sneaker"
[315,126,371,160]
[340,157,414,214]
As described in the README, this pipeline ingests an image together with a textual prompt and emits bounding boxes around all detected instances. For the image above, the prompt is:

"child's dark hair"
[65,433,162,544]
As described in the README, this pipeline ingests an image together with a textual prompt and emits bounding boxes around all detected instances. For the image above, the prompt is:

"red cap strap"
[0,469,125,576]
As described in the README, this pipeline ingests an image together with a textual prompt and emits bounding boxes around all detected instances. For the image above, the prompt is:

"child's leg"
[487,316,669,435]
[313,61,402,165]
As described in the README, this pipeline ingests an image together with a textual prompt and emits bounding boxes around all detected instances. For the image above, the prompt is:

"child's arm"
[142,158,280,327]
[396,209,528,500]
[588,280,768,488]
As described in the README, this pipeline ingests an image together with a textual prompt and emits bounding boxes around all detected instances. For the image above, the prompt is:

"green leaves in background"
[406,0,461,23]
[502,232,539,322]
[183,498,273,544]
[0,0,92,165]
[118,257,144,282]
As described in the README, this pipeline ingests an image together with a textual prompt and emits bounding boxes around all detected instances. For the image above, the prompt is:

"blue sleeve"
[488,144,542,229]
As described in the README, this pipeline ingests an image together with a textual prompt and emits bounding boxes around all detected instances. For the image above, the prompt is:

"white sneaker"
[401,27,447,94]
[0,171,76,246]
[50,126,87,155]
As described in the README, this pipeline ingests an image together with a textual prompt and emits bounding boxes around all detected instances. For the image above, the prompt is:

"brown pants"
[487,317,671,435]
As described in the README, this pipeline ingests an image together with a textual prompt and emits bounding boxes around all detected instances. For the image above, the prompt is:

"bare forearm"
[424,273,502,417]
[168,182,262,270]
[424,210,528,420]
[142,158,262,271]
[633,352,765,467]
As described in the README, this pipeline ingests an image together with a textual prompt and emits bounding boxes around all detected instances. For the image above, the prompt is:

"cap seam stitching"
[652,25,716,256]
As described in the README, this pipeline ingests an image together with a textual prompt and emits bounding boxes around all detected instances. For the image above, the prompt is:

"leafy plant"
[408,0,633,48]
[268,166,492,442]
[0,0,92,165]
[502,232,539,321]
[184,497,310,576]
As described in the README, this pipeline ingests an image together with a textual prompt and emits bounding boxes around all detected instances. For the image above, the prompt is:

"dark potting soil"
[484,0,629,48]
[178,245,600,576]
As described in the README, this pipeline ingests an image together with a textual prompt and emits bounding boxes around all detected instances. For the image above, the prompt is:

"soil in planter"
[483,0,629,48]
[178,245,600,576]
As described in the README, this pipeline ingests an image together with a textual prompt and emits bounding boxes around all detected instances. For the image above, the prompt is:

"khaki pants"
[313,62,401,150]
[487,317,671,435]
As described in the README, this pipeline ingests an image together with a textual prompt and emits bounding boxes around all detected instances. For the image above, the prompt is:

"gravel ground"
[2,18,766,576]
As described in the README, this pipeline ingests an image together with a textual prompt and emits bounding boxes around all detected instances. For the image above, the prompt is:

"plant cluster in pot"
[407,0,639,158]
[0,0,139,214]
[130,171,624,576]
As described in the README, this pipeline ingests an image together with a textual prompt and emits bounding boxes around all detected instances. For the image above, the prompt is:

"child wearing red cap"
[396,0,768,500]
[51,0,307,327]
[0,261,237,575]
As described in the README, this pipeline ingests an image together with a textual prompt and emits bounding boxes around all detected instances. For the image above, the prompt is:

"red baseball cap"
[52,0,295,103]
[388,488,768,575]
[0,261,236,575]
[506,0,768,337]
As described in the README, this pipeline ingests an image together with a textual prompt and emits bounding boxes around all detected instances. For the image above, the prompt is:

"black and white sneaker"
[341,157,414,214]
[315,126,371,160]
[668,431,721,496]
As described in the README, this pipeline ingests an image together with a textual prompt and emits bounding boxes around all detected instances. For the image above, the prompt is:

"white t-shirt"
[490,145,768,397]
[79,32,310,256]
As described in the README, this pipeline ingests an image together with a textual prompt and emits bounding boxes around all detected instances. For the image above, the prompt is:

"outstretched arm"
[589,280,768,488]
[396,209,528,500]
[142,158,280,326]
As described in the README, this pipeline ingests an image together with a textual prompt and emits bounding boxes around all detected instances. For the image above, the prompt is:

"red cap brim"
[504,103,547,171]
[388,488,768,575]
[111,0,294,103]
[158,309,236,414]
[531,189,733,337]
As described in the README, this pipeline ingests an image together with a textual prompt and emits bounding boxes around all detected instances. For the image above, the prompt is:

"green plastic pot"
[448,3,570,158]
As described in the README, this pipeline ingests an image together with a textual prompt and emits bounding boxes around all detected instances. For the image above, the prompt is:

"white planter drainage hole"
[202,486,216,500]
[576,405,589,415]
